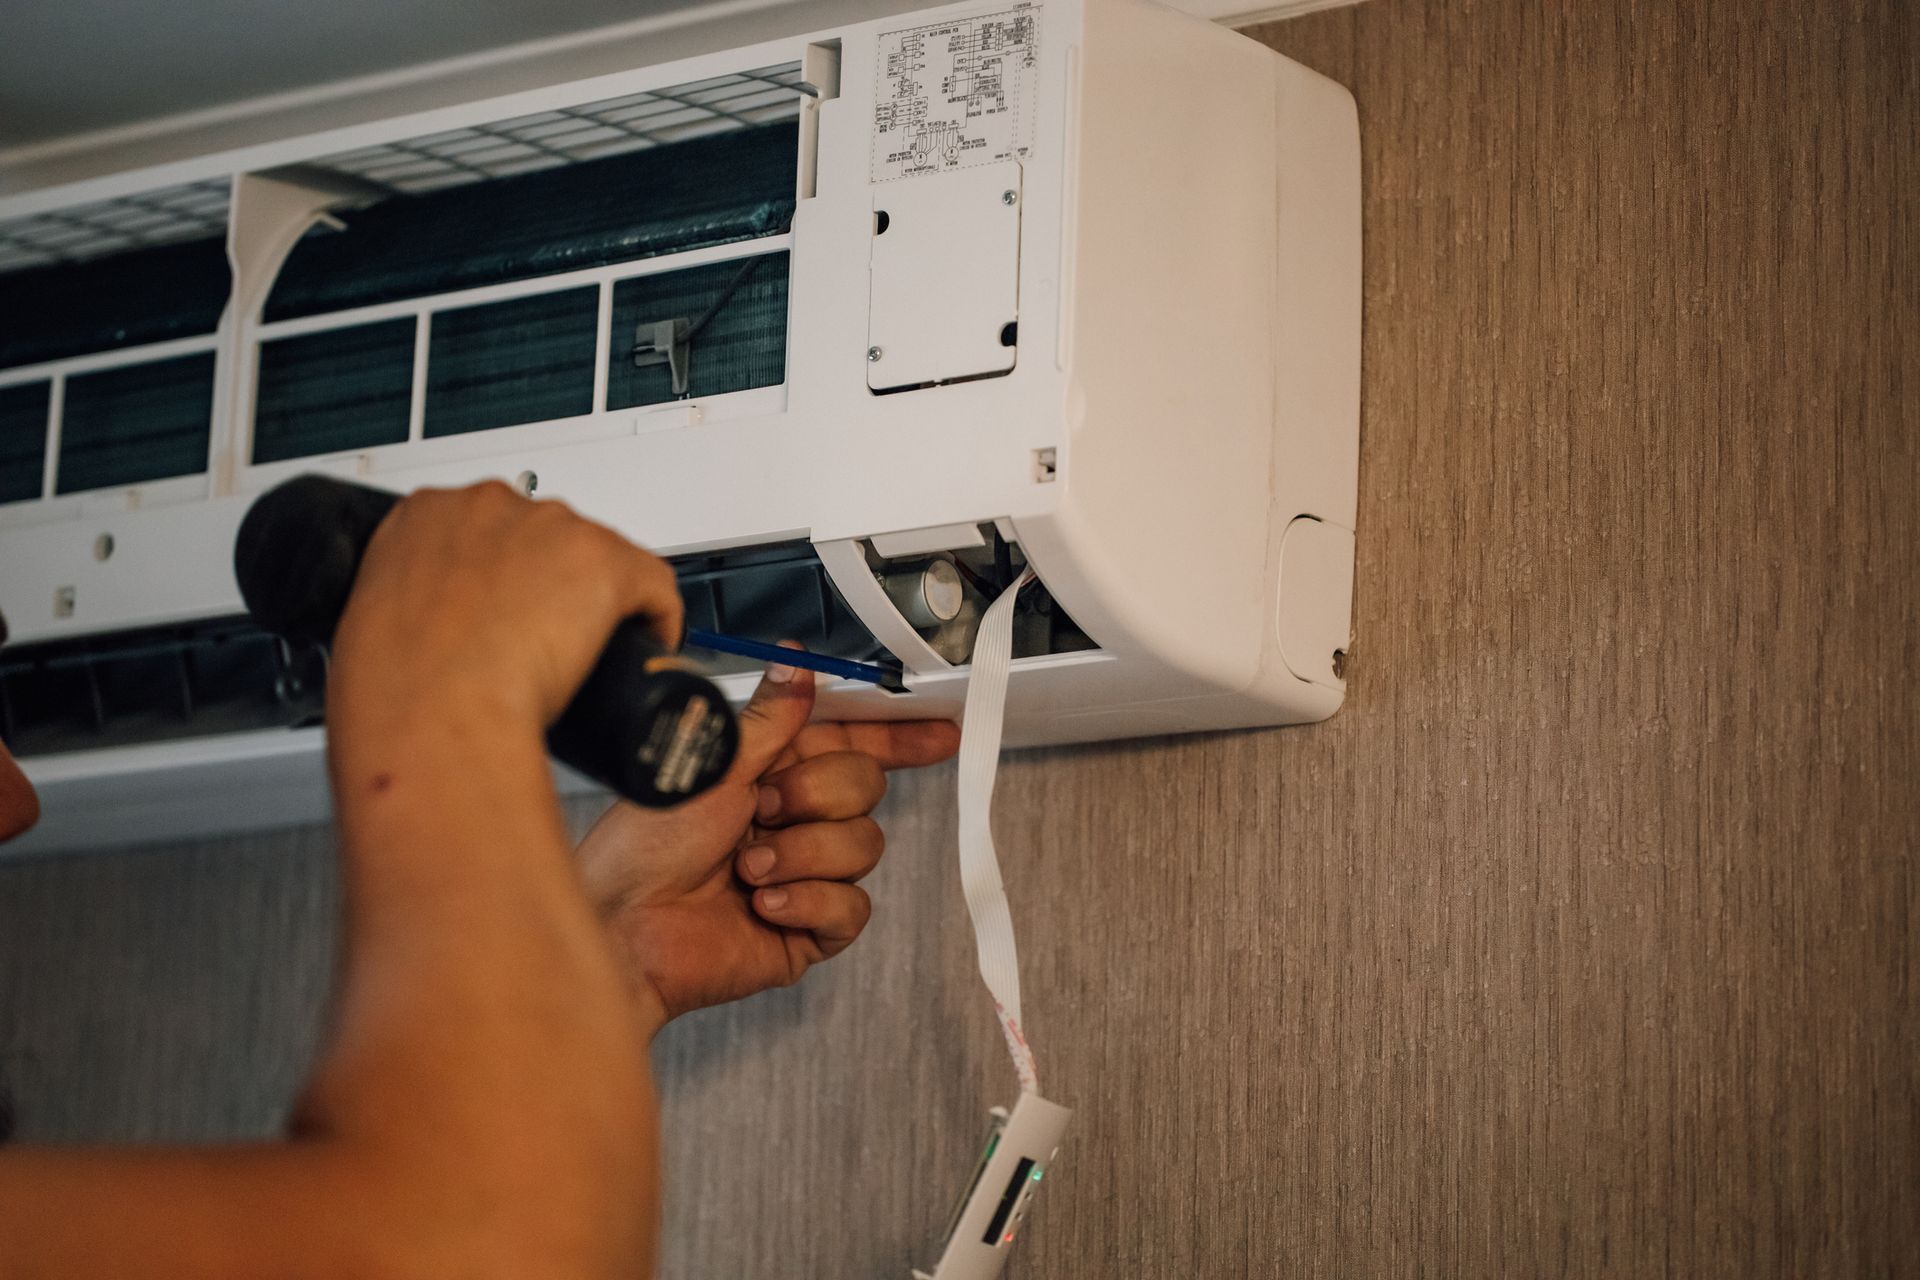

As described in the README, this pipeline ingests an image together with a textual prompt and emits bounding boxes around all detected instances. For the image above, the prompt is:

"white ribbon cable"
[957,567,1039,1094]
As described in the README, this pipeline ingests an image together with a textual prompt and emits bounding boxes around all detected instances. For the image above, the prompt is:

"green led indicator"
[1031,1168,1044,1181]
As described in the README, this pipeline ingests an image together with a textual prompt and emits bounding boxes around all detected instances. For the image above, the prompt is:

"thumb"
[729,643,815,779]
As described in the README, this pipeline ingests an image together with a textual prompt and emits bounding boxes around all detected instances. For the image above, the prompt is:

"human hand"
[579,657,961,1034]
[328,480,684,748]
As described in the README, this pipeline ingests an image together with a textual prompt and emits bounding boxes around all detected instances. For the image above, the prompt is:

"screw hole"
[874,210,891,235]
[517,470,539,496]
[1000,321,1018,348]
[94,533,115,562]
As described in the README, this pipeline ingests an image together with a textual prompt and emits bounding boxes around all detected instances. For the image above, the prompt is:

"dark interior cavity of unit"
[863,528,1098,666]
[251,123,798,465]
[263,123,798,322]
[673,540,895,680]
[0,237,231,501]
[0,235,231,371]
[0,618,326,759]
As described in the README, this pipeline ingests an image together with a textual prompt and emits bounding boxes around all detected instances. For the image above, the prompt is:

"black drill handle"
[233,474,738,808]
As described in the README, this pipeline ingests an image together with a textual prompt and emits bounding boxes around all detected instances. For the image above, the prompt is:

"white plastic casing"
[0,0,1360,853]
[914,1092,1072,1280]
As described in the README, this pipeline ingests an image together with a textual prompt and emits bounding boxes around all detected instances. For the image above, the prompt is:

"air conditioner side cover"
[1014,0,1359,723]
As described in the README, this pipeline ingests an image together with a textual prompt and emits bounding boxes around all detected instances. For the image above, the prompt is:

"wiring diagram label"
[871,4,1040,183]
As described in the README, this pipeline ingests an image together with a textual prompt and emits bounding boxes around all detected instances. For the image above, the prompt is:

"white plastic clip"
[630,318,692,396]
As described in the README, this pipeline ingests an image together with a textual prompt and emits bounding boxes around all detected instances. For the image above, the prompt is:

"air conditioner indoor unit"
[0,0,1360,855]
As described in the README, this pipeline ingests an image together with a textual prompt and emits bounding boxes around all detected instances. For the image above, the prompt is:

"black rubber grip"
[234,474,737,808]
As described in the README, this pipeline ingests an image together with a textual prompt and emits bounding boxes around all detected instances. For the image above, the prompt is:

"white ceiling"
[0,0,711,150]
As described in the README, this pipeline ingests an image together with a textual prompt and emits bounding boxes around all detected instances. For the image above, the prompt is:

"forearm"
[0,1144,397,1279]
[304,699,660,1270]
[313,703,641,1117]
[0,484,680,1278]
[0,709,661,1279]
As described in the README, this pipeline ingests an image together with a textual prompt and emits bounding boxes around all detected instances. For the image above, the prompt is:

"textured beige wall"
[4,0,1917,1274]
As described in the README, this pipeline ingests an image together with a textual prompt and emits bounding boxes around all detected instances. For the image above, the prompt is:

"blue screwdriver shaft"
[683,628,900,688]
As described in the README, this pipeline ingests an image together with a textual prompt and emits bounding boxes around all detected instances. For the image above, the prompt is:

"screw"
[867,346,884,362]
[1002,190,1018,206]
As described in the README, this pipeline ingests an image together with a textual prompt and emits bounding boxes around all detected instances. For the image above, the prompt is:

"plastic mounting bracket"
[631,317,692,396]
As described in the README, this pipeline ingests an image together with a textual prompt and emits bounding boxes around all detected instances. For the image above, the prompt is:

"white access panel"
[868,163,1023,390]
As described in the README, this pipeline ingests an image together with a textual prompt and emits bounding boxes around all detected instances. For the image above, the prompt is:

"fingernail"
[742,846,776,880]
[766,639,807,685]
[759,888,789,912]
[756,786,782,821]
